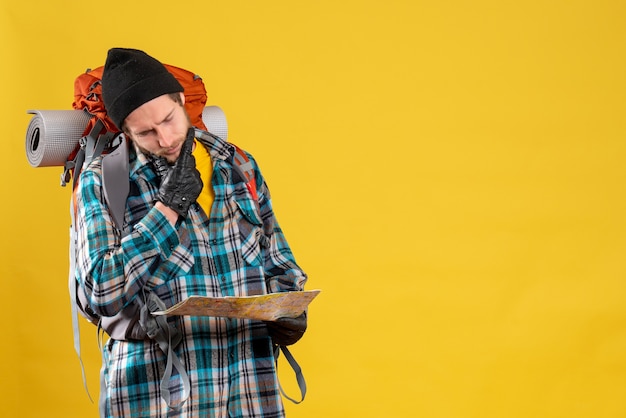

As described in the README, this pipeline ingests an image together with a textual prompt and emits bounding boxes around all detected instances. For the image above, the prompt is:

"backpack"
[65,65,305,409]
[68,64,240,329]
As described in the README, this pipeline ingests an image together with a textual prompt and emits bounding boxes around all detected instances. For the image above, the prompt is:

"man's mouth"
[163,142,182,157]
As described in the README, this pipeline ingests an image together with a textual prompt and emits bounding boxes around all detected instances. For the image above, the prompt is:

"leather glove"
[157,128,203,218]
[265,311,307,346]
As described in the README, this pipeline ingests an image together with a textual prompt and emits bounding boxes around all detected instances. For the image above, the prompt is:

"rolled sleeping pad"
[25,106,228,168]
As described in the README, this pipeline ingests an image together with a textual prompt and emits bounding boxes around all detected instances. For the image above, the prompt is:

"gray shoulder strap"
[274,345,307,404]
[101,134,129,230]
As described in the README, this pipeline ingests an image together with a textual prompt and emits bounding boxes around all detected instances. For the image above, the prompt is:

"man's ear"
[180,92,186,105]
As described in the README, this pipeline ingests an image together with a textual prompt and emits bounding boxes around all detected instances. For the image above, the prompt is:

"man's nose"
[156,126,175,148]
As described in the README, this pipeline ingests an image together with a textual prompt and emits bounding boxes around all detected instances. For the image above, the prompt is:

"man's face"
[123,93,191,164]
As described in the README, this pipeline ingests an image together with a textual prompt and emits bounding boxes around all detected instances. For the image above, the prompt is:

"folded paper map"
[153,290,321,321]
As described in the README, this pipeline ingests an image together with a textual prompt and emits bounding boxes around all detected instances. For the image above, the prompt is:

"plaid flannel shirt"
[75,131,307,417]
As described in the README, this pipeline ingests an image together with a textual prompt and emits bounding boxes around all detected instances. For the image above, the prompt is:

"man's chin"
[162,152,180,164]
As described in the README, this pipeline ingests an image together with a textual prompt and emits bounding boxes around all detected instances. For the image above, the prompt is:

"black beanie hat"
[102,48,184,129]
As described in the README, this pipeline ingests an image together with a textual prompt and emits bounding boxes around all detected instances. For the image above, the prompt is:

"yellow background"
[2,1,626,417]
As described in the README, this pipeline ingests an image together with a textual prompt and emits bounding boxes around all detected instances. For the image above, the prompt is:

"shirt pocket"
[234,196,266,266]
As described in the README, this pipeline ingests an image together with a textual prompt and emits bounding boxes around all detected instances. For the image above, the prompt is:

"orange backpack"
[72,64,208,133]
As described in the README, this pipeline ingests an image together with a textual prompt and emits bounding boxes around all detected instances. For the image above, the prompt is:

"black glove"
[157,128,203,218]
[265,311,307,346]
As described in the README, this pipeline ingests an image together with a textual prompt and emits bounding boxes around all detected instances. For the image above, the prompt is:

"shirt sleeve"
[75,164,194,317]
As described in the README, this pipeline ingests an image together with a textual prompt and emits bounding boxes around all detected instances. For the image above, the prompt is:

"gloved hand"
[265,311,307,346]
[157,128,203,218]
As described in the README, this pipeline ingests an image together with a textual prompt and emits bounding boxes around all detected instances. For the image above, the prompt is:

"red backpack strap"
[232,145,258,201]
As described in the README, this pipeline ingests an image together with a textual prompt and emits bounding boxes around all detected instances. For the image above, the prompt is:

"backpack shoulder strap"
[101,134,130,230]
[231,144,258,201]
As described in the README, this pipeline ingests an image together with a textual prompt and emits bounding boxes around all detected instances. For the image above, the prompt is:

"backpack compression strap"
[68,119,118,402]
[139,292,190,410]
[274,345,307,404]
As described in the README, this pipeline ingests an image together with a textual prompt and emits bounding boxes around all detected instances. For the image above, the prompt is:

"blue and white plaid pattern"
[76,132,307,417]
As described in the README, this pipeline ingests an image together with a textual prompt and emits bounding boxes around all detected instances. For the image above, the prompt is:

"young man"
[75,48,307,417]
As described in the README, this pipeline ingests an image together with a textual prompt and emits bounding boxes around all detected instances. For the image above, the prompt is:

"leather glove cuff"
[157,189,195,218]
